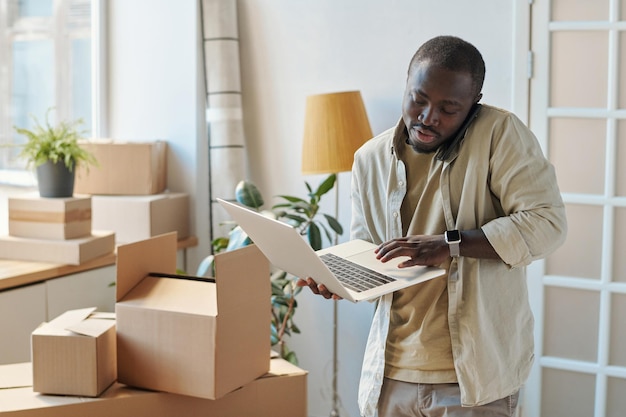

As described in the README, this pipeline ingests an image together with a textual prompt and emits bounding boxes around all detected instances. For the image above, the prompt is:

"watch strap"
[445,230,461,258]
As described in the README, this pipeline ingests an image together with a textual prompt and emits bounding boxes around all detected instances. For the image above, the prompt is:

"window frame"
[0,0,104,186]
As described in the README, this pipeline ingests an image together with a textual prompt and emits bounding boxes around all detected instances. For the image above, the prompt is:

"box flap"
[66,317,115,338]
[49,307,95,326]
[119,276,217,315]
[116,233,177,300]
[265,358,308,378]
[0,363,32,389]
[214,244,269,314]
[90,312,115,320]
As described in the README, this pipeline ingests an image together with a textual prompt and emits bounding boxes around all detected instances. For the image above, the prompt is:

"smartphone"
[437,103,482,160]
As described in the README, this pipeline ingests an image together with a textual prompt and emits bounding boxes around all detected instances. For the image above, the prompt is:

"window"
[0,0,93,185]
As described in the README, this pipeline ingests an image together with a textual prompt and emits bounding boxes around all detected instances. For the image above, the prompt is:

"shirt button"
[393,212,398,218]
[398,181,404,187]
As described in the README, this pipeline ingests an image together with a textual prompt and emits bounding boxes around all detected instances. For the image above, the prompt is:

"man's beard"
[405,138,439,154]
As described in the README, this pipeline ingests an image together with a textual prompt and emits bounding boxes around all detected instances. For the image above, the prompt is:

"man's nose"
[420,106,439,126]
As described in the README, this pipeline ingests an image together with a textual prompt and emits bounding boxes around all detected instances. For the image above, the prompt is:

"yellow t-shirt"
[384,141,457,384]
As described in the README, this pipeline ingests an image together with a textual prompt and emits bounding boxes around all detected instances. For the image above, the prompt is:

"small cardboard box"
[31,308,116,397]
[0,231,115,265]
[8,194,92,240]
[115,232,271,399]
[75,140,167,195]
[0,358,307,417]
[92,193,189,244]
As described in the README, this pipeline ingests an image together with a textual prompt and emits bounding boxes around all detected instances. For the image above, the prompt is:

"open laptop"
[218,198,446,302]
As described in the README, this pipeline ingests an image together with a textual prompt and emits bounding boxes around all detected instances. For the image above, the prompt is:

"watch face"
[446,230,461,242]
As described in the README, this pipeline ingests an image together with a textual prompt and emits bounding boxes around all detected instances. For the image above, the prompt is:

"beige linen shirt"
[351,105,567,416]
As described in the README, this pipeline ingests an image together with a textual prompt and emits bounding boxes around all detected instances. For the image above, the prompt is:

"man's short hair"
[409,36,486,97]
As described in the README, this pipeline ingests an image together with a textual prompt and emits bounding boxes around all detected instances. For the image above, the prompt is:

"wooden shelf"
[0,236,198,291]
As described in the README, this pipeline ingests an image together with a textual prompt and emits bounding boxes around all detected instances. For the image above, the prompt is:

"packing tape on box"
[9,208,92,223]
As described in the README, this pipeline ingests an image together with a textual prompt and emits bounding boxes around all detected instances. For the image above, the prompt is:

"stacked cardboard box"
[8,194,92,239]
[8,233,307,416]
[75,140,168,195]
[91,192,190,244]
[0,358,307,417]
[0,194,115,265]
[74,140,190,244]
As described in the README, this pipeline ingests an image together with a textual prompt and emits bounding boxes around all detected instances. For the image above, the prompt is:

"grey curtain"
[200,0,247,246]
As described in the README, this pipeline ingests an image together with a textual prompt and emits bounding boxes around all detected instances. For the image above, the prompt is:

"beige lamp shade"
[301,91,373,175]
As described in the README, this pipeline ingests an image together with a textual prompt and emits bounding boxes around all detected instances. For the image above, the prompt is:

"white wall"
[107,1,521,416]
[237,2,519,416]
[106,0,208,270]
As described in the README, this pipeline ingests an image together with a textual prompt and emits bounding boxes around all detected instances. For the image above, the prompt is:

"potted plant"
[197,175,343,364]
[13,108,97,198]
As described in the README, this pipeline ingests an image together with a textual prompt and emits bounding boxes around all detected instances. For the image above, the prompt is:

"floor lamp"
[301,91,373,417]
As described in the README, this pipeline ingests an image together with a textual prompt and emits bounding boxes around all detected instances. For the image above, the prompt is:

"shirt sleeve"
[481,113,567,268]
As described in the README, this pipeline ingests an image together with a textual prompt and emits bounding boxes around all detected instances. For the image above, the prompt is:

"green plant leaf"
[318,222,334,245]
[226,226,252,251]
[307,222,322,250]
[274,194,308,204]
[315,173,336,197]
[283,350,298,365]
[272,297,291,308]
[235,180,264,208]
[271,280,286,293]
[196,255,215,277]
[211,237,230,253]
[323,213,344,235]
[283,213,308,226]
[12,107,97,171]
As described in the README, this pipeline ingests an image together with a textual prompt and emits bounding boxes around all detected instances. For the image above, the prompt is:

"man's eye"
[441,108,458,115]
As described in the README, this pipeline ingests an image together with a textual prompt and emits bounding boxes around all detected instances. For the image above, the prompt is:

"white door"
[524,1,626,416]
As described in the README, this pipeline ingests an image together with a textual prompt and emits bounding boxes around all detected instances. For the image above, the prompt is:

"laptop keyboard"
[319,253,396,293]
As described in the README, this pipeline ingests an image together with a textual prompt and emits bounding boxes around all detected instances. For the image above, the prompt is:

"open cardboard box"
[0,358,307,417]
[31,308,116,397]
[115,232,271,399]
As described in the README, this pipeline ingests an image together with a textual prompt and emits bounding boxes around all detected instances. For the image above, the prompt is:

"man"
[298,35,567,417]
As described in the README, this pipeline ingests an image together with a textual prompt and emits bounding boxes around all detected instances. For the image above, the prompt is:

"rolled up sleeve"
[482,114,567,268]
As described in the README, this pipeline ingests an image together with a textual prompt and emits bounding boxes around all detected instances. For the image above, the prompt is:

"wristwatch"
[445,230,461,258]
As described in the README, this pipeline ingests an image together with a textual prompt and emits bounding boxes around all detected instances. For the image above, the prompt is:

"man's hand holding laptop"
[296,234,448,300]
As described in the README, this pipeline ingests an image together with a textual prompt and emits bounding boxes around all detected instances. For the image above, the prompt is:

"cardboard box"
[92,193,189,244]
[75,140,167,195]
[115,233,271,399]
[0,358,307,417]
[31,308,116,397]
[0,362,164,417]
[0,231,115,265]
[8,194,91,240]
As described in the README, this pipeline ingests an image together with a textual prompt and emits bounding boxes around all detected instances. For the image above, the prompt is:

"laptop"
[217,198,446,303]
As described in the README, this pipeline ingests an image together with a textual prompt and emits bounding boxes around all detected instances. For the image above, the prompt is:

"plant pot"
[36,160,75,198]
